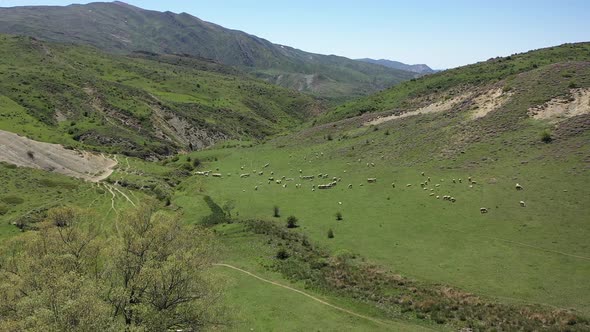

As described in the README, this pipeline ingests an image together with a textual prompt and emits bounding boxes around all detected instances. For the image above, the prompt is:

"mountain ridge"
[0,1,416,100]
[356,58,437,74]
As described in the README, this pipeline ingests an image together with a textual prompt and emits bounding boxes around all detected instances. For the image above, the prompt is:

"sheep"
[271,171,274,175]
[299,169,303,173]
[427,177,431,182]
[452,179,456,183]
[264,163,270,168]
[391,183,395,188]
[338,201,342,205]
[312,188,315,191]
[348,184,353,189]
[268,177,274,181]
[281,176,286,180]
[436,196,440,199]
[429,193,434,196]
[515,183,523,190]
[211,173,222,177]
[480,207,488,214]
[258,171,264,176]
[468,176,472,182]
[519,201,526,207]
[450,197,456,203]
[195,171,207,176]
[282,184,287,188]
[275,180,282,184]
[286,178,294,181]
[406,184,412,187]
[367,178,377,183]
[254,186,258,191]
[240,173,250,178]
[332,177,338,181]
[337,178,342,182]
[370,163,375,167]
[420,183,425,188]
[240,166,244,170]
[435,184,440,187]
[421,172,425,176]
[459,178,462,183]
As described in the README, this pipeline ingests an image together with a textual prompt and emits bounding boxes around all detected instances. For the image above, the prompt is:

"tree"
[327,228,334,238]
[0,204,225,331]
[222,200,236,219]
[273,205,280,218]
[286,216,298,228]
[335,212,343,221]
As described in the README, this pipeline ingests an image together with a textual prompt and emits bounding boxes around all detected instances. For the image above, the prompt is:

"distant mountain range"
[356,58,437,75]
[0,1,417,100]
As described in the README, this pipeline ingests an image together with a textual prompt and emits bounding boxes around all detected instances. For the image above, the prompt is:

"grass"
[180,97,590,315]
[209,222,438,331]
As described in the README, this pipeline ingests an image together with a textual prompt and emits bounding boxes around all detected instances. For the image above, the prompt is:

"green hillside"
[0,1,416,100]
[323,42,590,123]
[0,34,319,157]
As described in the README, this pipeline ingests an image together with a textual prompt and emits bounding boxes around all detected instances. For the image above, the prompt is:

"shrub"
[276,248,289,260]
[273,205,280,218]
[541,130,553,143]
[327,229,334,238]
[26,150,35,159]
[191,158,201,168]
[1,196,24,205]
[335,212,343,221]
[384,130,390,136]
[0,204,8,215]
[326,134,333,141]
[568,81,578,89]
[286,216,298,228]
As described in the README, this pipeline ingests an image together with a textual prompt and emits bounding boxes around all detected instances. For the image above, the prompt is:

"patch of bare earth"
[0,130,117,182]
[528,88,590,122]
[470,88,512,119]
[365,92,472,126]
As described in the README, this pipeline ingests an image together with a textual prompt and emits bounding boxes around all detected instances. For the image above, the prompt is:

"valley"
[0,2,588,331]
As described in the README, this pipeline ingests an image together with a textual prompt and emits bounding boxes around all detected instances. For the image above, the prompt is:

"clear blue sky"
[1,0,589,68]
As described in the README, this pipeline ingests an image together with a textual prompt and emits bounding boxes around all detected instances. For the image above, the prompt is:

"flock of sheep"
[194,160,527,214]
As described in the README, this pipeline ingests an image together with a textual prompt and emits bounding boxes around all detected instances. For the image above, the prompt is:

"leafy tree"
[0,204,225,331]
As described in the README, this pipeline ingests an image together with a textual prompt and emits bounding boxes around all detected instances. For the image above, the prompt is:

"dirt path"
[212,263,434,330]
[0,130,117,182]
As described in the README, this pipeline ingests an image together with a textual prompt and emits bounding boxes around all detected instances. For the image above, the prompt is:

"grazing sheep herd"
[193,158,529,215]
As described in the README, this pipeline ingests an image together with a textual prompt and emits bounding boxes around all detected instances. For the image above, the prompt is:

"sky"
[0,0,589,69]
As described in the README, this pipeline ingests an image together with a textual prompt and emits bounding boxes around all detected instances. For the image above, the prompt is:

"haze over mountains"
[357,58,437,75]
[0,1,427,100]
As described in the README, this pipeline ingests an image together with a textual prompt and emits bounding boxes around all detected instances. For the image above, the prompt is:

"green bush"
[276,248,289,260]
[286,216,298,228]
[1,196,24,205]
[0,204,9,215]
[273,205,280,218]
[541,130,553,143]
[335,212,343,221]
[327,228,334,238]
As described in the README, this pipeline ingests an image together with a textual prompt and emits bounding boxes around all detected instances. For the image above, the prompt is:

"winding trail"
[212,263,436,330]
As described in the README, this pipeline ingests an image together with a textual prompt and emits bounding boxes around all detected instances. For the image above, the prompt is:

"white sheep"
[520,201,526,207]
[480,207,488,214]
[348,184,353,189]
[367,178,377,183]
[515,183,523,190]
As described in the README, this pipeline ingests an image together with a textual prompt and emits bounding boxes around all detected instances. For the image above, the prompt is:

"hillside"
[0,1,416,100]
[357,58,436,75]
[326,42,590,123]
[0,34,320,158]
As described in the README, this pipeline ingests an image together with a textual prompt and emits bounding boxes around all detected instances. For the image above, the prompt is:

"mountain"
[356,58,436,74]
[0,34,320,158]
[0,1,416,101]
